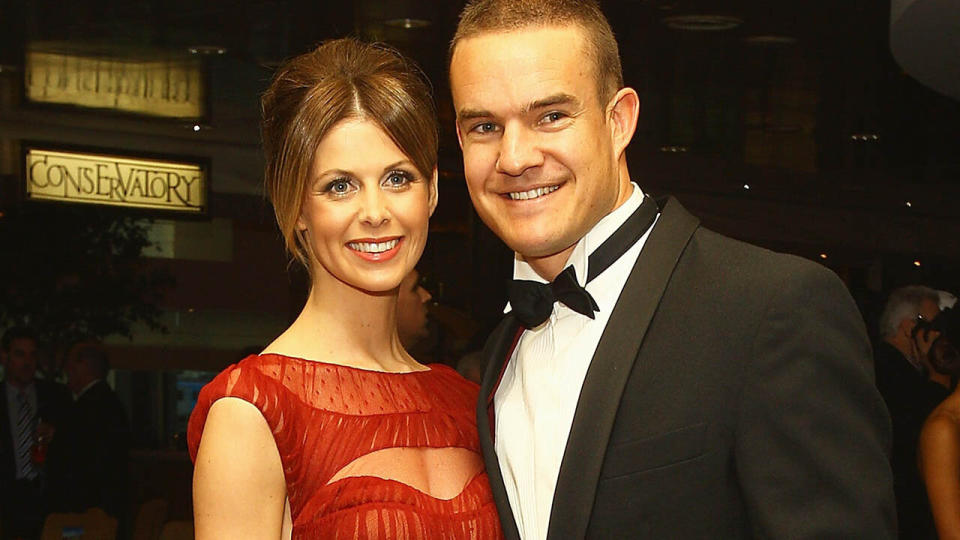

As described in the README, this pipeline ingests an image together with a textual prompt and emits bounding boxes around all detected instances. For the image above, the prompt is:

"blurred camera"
[923,307,960,376]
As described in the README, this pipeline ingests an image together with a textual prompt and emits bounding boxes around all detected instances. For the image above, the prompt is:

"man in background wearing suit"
[0,327,70,540]
[46,341,130,524]
[448,1,896,537]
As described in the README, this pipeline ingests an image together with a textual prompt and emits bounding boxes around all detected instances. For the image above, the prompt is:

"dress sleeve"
[187,357,286,462]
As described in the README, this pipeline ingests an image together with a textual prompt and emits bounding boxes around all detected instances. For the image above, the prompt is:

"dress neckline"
[255,352,434,375]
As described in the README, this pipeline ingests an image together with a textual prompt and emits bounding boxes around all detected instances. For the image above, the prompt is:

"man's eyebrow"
[457,108,493,122]
[524,93,579,113]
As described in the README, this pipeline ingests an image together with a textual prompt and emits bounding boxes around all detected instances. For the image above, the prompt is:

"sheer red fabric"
[188,354,502,539]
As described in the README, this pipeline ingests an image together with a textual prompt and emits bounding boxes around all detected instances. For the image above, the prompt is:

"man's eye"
[472,122,497,134]
[542,111,566,124]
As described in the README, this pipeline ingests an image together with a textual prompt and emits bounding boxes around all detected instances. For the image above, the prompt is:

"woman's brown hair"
[261,38,438,269]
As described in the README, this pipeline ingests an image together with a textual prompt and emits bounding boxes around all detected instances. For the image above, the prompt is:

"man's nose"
[496,125,543,177]
[419,287,432,304]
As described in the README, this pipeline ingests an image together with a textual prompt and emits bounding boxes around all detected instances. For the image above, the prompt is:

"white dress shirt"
[494,184,659,539]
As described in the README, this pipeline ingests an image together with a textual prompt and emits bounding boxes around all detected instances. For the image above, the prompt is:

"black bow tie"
[508,195,659,328]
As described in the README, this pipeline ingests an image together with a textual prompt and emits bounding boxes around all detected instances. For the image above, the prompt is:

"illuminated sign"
[25,49,205,119]
[25,148,207,213]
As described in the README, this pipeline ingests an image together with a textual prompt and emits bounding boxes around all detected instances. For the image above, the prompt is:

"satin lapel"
[476,314,523,540]
[546,196,700,539]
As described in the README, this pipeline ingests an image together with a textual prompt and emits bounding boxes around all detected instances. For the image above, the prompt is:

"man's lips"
[346,237,402,262]
[501,183,562,201]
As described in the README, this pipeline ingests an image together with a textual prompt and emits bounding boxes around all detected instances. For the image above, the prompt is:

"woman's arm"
[920,414,960,540]
[193,397,287,539]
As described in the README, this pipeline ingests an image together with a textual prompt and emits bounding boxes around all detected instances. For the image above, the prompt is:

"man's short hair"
[450,0,624,104]
[1,327,39,352]
[70,341,110,378]
[879,285,941,338]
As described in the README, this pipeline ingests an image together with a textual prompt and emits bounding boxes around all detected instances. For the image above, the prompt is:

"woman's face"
[298,118,437,293]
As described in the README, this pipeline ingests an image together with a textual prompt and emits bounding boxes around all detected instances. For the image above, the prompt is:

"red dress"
[188,353,502,539]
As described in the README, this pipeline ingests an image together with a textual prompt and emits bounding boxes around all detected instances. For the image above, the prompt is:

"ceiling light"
[659,145,689,153]
[906,201,912,207]
[384,18,431,29]
[662,15,743,31]
[913,260,922,267]
[850,133,880,141]
[744,35,798,46]
[819,253,828,259]
[188,46,228,55]
[743,184,751,190]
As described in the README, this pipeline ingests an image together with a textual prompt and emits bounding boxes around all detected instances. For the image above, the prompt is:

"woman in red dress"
[188,39,502,539]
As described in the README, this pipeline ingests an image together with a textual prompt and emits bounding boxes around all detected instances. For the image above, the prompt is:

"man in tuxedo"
[448,1,896,537]
[0,327,70,539]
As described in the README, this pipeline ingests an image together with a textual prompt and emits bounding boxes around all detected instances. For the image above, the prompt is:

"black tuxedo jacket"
[0,378,70,485]
[478,197,896,539]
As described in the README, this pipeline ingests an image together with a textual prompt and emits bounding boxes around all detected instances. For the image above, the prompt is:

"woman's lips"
[346,237,402,262]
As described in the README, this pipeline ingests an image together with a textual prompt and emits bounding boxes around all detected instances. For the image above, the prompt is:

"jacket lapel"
[546,196,700,539]
[477,314,523,540]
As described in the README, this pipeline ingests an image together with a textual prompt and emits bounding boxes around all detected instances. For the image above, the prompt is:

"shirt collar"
[74,379,101,400]
[506,183,644,312]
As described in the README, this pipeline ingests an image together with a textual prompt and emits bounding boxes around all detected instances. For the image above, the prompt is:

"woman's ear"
[428,167,439,216]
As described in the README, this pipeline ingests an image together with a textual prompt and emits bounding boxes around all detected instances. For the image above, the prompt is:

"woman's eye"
[324,179,353,196]
[384,171,412,188]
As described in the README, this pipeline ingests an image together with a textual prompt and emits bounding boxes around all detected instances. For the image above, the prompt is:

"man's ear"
[428,167,439,216]
[607,87,640,159]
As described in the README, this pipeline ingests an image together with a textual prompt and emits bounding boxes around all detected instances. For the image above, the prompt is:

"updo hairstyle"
[261,38,438,269]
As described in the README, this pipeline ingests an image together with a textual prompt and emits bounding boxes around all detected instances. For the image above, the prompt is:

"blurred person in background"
[876,285,948,538]
[46,341,130,525]
[0,327,70,540]
[396,268,433,350]
[918,307,960,540]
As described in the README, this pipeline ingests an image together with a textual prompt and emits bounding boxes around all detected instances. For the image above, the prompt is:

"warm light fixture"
[744,35,798,46]
[905,201,912,207]
[188,46,228,55]
[913,260,922,267]
[384,18,431,29]
[659,145,689,153]
[743,184,751,190]
[662,15,743,31]
[820,253,828,259]
[850,133,880,141]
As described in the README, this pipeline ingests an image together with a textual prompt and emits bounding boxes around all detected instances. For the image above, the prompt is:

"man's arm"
[735,264,896,538]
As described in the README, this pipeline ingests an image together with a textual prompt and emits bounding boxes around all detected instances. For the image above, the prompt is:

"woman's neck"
[264,273,423,372]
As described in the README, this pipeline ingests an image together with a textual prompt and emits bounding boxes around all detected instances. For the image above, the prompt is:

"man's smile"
[503,183,562,201]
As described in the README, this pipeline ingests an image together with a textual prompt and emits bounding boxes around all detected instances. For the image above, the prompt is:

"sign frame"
[21,141,212,218]
[20,45,212,123]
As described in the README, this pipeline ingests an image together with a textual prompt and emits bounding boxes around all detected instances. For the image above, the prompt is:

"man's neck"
[526,245,577,282]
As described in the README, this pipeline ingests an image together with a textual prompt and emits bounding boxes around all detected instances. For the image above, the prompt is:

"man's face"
[1,337,38,387]
[450,25,631,272]
[396,269,432,348]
